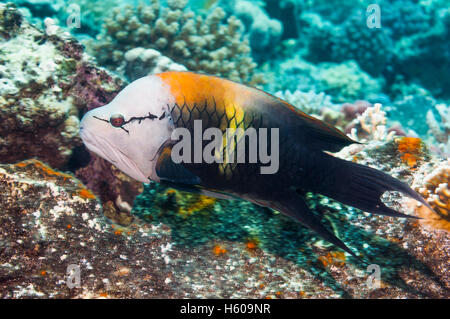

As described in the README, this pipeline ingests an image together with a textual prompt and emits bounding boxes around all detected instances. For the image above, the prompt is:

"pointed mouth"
[80,129,148,182]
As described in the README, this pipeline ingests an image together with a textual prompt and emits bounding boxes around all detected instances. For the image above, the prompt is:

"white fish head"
[79,75,175,183]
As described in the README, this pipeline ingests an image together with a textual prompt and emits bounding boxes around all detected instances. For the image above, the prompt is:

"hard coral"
[348,104,395,142]
[222,0,283,61]
[92,0,258,83]
[274,89,335,116]
[0,2,22,38]
[262,57,382,103]
[119,47,187,82]
[381,0,431,40]
[426,103,450,157]
[0,4,123,168]
[414,160,450,232]
[331,12,394,77]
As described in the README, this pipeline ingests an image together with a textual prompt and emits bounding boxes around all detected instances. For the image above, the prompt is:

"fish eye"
[110,114,125,127]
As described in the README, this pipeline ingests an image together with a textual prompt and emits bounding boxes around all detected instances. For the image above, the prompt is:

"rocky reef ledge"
[0,156,449,298]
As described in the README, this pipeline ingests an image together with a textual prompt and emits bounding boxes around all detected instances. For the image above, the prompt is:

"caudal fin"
[312,153,434,218]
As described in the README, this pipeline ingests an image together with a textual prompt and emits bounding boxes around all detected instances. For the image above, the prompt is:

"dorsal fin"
[268,94,358,152]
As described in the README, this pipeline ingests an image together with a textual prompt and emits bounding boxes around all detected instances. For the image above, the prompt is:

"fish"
[79,71,433,257]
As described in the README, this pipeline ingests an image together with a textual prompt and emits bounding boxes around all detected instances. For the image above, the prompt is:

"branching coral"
[348,104,395,142]
[91,0,258,83]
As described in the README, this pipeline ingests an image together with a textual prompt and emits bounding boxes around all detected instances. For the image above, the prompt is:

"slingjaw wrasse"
[79,71,433,257]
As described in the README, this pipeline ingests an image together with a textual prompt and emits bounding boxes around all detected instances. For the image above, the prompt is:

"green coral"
[91,0,258,83]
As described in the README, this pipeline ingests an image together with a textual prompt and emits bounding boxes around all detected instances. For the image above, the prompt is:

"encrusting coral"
[0,3,145,226]
[0,3,81,168]
[0,3,124,169]
[91,0,259,84]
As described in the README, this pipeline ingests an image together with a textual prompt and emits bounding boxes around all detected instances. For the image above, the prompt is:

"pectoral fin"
[155,142,201,185]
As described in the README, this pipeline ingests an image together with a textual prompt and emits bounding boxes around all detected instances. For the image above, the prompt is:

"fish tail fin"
[311,153,434,218]
[271,193,357,257]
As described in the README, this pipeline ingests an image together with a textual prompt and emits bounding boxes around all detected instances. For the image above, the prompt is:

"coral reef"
[394,8,450,97]
[426,103,450,156]
[380,0,431,40]
[119,47,187,82]
[0,160,176,298]
[220,0,283,61]
[1,0,449,300]
[91,0,259,83]
[0,3,123,168]
[261,57,383,103]
[75,154,144,226]
[396,137,424,169]
[348,104,395,142]
[274,89,335,116]
[0,3,139,226]
[262,0,300,39]
[413,160,450,232]
[130,138,449,298]
[315,62,383,103]
[330,12,394,77]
